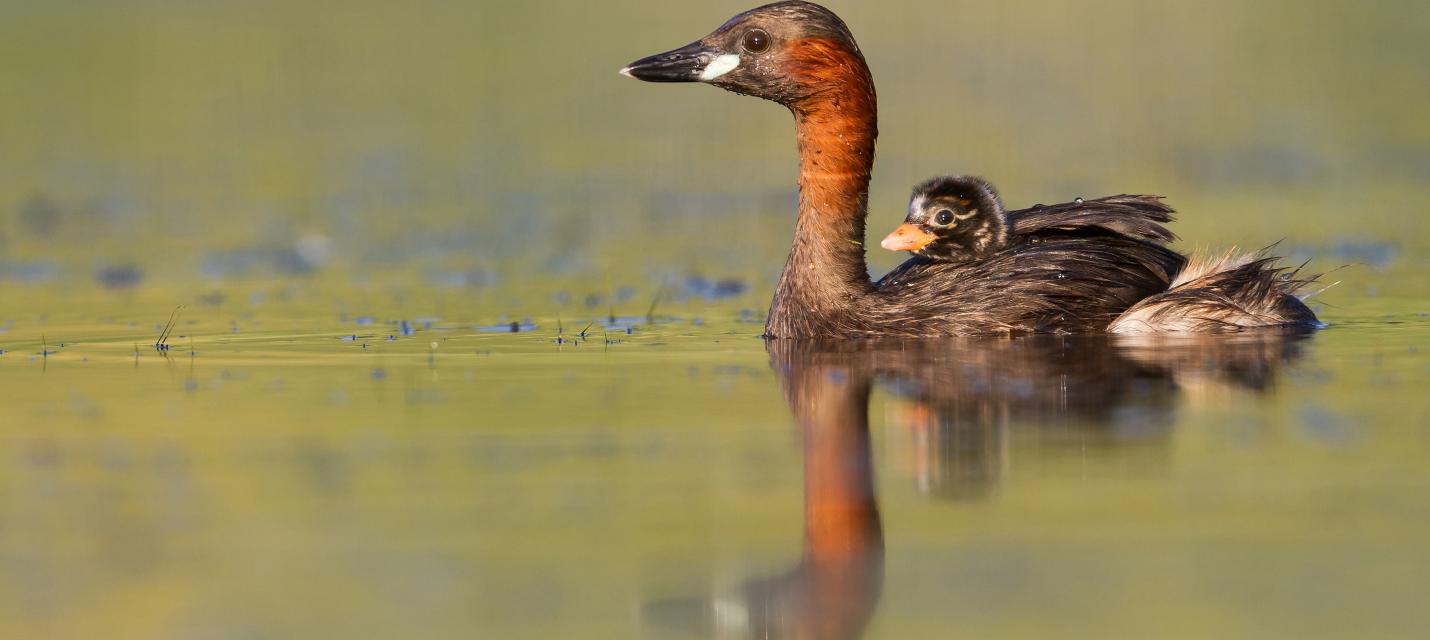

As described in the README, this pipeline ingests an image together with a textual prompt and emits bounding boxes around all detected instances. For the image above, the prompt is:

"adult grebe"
[621,1,1318,337]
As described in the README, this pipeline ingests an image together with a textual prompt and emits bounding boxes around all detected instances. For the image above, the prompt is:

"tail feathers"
[1108,248,1321,334]
[1166,248,1256,288]
[1009,195,1179,245]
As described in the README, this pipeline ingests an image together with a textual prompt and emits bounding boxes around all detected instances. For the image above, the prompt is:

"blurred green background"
[3,0,1427,306]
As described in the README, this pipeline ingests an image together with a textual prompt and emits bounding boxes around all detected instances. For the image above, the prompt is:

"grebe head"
[881,176,1008,260]
[619,1,864,108]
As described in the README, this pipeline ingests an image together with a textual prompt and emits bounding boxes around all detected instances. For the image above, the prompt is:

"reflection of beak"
[880,223,936,252]
[620,41,727,83]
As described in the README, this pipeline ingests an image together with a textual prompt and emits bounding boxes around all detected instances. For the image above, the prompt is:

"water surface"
[0,296,1426,638]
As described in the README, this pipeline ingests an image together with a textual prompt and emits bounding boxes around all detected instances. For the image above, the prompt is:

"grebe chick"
[880,176,1009,262]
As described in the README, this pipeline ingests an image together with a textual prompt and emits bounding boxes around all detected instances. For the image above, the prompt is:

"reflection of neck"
[774,344,883,638]
[767,38,878,337]
[801,372,881,561]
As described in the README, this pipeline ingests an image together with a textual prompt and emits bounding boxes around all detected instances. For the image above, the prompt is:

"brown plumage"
[872,232,1185,335]
[1009,194,1179,245]
[890,179,1320,334]
[1108,249,1321,333]
[885,175,1180,262]
[622,1,1321,338]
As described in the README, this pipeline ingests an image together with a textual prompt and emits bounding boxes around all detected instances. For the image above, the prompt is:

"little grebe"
[881,176,1185,260]
[882,177,1320,333]
[622,1,1319,337]
[881,176,1009,262]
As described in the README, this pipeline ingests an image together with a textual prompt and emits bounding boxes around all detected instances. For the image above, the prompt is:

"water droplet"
[1074,197,1084,204]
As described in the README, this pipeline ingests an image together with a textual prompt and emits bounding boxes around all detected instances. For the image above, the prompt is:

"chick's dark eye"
[742,29,770,54]
[934,210,955,225]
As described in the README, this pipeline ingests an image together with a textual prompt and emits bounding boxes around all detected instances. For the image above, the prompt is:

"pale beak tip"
[618,66,634,78]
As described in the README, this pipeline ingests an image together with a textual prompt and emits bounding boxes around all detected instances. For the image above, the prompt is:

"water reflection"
[884,334,1308,501]
[647,331,1309,638]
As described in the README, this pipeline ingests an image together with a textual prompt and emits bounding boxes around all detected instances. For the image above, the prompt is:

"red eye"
[742,29,770,54]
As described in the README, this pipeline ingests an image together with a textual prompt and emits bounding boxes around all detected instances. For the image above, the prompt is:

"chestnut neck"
[769,41,879,334]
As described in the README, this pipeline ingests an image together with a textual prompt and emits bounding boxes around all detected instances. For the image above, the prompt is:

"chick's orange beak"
[880,223,936,252]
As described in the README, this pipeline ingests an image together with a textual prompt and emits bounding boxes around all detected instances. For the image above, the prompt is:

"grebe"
[882,176,1187,261]
[883,177,1319,333]
[621,1,1319,337]
[880,176,1009,261]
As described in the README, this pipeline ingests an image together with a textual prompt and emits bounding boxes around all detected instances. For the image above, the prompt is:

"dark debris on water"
[95,263,144,290]
[478,321,538,333]
[671,275,749,302]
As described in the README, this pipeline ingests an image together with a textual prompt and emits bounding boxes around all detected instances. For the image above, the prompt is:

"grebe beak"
[620,41,729,83]
[880,223,936,252]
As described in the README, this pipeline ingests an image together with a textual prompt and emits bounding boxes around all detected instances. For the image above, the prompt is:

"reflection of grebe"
[623,2,1320,337]
[891,401,1008,502]
[645,340,883,639]
[644,333,1308,636]
[879,333,1309,500]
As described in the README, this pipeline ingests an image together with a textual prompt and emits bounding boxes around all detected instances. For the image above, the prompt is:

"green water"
[2,1,1429,638]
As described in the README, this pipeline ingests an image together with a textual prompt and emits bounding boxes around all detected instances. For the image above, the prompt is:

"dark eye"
[742,29,770,54]
[934,209,955,225]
